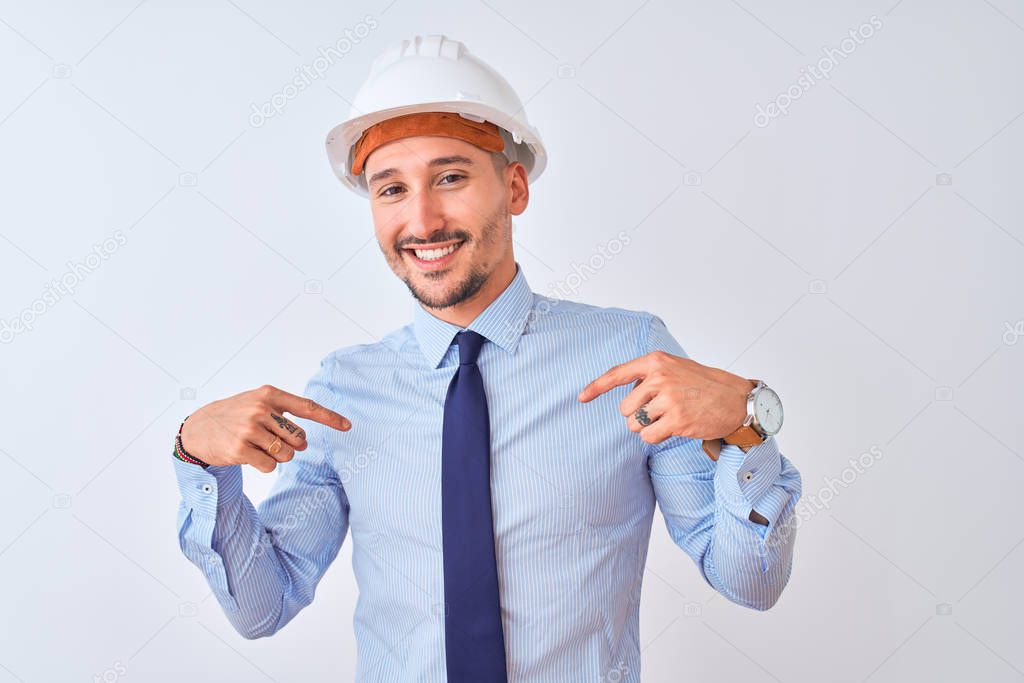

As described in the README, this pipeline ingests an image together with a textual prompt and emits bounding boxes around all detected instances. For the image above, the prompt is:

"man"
[172,34,802,682]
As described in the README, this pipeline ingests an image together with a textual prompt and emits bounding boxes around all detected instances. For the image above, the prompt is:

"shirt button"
[201,483,214,494]
[743,471,754,481]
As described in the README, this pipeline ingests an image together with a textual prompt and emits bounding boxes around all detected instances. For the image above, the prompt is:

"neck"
[421,259,516,328]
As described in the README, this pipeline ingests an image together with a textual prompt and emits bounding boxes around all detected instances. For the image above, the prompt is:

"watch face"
[754,387,783,435]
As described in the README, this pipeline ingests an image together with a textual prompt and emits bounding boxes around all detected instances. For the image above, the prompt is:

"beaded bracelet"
[174,416,210,469]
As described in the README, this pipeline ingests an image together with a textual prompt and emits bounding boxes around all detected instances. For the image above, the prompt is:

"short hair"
[489,150,511,179]
[488,126,520,181]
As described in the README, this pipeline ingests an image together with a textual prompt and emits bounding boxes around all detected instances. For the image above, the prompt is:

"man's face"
[363,134,527,310]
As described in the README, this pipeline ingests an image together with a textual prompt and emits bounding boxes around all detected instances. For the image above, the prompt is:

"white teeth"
[413,242,461,261]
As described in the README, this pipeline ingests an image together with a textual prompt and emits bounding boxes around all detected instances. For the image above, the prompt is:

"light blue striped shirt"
[173,261,802,682]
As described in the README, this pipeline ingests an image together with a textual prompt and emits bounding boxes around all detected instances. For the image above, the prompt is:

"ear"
[507,162,529,216]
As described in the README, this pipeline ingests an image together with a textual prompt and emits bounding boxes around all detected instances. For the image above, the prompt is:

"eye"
[439,173,464,185]
[378,184,404,198]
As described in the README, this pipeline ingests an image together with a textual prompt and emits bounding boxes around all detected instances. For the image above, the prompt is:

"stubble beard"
[386,203,510,311]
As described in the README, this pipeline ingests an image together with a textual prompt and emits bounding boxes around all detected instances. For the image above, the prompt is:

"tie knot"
[455,330,486,365]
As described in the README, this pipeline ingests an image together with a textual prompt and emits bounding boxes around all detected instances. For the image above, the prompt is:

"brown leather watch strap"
[749,509,769,526]
[723,424,765,450]
[701,422,764,461]
[701,438,722,461]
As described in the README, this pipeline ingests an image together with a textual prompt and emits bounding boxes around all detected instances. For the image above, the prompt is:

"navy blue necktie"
[441,330,508,682]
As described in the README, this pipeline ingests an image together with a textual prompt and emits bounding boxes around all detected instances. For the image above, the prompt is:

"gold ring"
[266,437,282,456]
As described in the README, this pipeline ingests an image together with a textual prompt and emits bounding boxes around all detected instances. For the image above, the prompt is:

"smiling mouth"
[402,240,465,267]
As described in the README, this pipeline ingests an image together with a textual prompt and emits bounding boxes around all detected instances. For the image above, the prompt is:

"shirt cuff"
[172,455,243,520]
[172,456,244,612]
[714,436,786,534]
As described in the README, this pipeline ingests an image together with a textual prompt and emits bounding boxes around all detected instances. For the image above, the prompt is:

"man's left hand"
[578,351,755,445]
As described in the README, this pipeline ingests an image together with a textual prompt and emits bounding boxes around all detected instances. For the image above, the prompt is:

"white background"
[1,0,1022,681]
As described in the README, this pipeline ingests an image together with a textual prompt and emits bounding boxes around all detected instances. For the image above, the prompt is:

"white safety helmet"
[325,34,547,197]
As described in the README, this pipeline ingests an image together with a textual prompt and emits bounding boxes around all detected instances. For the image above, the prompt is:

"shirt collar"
[412,261,534,369]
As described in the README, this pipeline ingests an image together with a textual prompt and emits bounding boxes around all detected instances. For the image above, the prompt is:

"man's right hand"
[179,385,351,473]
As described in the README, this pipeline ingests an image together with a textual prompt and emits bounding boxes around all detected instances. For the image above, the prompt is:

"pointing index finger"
[270,388,351,431]
[578,356,649,403]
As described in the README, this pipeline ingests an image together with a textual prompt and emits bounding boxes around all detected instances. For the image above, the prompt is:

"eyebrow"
[367,156,475,188]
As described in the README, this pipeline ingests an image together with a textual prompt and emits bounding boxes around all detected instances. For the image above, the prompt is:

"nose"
[405,185,446,241]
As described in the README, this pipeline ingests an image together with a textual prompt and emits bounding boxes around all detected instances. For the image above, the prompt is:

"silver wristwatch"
[743,380,784,437]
